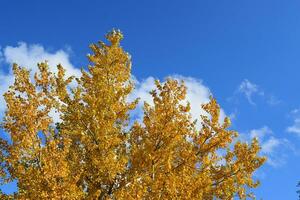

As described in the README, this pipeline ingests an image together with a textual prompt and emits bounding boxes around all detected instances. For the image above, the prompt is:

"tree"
[0,30,265,199]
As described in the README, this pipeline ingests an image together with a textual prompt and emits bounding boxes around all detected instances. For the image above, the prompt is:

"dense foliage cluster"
[0,30,265,199]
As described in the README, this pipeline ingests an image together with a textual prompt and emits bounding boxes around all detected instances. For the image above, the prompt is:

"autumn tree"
[0,30,265,199]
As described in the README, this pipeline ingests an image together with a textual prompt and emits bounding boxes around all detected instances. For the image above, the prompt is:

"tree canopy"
[0,30,265,199]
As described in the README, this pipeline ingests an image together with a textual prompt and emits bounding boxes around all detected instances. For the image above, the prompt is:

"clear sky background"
[1,0,300,199]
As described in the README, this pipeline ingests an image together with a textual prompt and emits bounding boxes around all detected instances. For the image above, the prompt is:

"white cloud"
[235,79,281,107]
[286,115,300,137]
[0,72,14,111]
[0,42,80,123]
[0,43,228,129]
[238,79,262,105]
[129,76,156,107]
[174,75,226,125]
[0,46,3,63]
[261,137,281,154]
[286,108,300,137]
[291,108,300,115]
[267,95,281,106]
[286,118,300,137]
[3,42,80,77]
[242,126,290,167]
[129,75,226,128]
[249,126,272,141]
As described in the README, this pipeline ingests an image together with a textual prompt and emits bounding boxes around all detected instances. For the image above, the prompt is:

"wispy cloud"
[238,79,263,105]
[241,126,291,167]
[286,119,300,136]
[232,79,280,106]
[267,95,281,106]
[249,126,272,142]
[286,109,300,137]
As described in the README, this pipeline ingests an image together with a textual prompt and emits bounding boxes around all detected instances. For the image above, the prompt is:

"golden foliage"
[0,30,265,199]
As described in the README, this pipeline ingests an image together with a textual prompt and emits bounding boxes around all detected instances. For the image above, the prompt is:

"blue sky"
[1,0,300,199]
